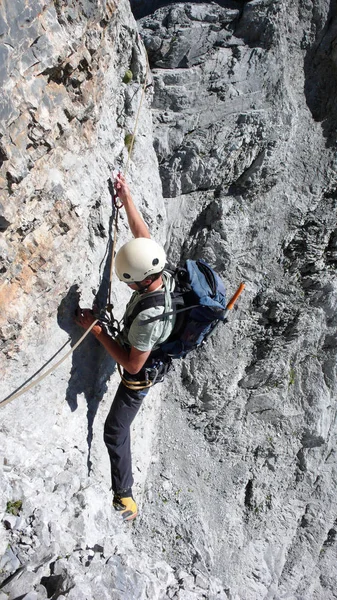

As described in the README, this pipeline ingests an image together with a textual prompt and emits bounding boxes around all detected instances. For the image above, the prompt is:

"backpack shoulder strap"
[128,291,166,321]
[140,301,199,325]
[126,267,189,326]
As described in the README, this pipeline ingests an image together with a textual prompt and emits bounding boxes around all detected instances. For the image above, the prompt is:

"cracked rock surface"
[1,1,337,599]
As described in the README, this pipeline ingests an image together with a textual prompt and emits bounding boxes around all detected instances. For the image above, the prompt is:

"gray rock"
[0,545,21,572]
[194,572,208,589]
[3,514,17,530]
[0,0,337,599]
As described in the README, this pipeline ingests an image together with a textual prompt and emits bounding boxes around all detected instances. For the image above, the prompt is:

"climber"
[75,173,175,522]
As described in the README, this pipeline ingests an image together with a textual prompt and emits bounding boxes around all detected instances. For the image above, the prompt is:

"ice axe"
[224,282,245,319]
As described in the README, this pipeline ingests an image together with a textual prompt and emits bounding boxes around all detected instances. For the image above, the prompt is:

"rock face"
[1,1,337,599]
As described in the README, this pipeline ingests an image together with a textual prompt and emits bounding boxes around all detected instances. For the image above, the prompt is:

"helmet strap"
[135,281,150,293]
[135,273,163,294]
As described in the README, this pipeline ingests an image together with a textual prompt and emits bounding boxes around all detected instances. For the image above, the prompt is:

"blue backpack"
[130,259,228,359]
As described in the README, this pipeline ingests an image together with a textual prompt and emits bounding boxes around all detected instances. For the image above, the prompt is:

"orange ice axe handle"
[226,282,245,311]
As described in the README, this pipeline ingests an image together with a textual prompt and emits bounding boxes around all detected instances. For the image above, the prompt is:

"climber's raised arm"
[115,173,150,239]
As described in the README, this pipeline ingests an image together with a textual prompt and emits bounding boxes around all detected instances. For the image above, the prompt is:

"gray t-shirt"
[120,271,176,352]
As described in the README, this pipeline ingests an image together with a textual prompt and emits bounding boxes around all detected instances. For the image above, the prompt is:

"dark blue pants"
[103,358,170,496]
[103,381,149,495]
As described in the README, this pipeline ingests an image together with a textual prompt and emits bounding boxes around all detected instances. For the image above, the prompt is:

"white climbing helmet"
[115,237,166,283]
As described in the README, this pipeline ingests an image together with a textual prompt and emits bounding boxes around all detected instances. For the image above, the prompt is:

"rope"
[107,49,150,311]
[124,49,150,178]
[1,338,71,402]
[0,320,99,409]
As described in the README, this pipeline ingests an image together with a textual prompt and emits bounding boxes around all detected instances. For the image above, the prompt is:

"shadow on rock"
[57,181,123,473]
[57,283,116,475]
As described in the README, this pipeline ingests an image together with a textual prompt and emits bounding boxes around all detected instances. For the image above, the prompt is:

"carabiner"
[111,170,124,209]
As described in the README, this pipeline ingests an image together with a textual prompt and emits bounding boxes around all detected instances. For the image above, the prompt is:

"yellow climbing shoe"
[113,495,138,522]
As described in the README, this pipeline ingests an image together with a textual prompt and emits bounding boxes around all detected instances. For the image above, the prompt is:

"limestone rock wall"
[1,1,337,599]
[135,2,337,599]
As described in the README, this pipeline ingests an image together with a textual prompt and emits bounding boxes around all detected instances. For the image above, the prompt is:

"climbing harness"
[117,359,170,391]
[118,365,154,391]
[1,49,150,408]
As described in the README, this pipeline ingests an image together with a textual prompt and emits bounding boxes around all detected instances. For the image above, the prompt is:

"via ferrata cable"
[106,48,149,313]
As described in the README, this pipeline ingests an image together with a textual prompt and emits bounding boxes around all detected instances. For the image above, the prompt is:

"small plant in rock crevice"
[289,367,296,386]
[6,500,23,516]
[124,133,135,152]
[122,69,133,84]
